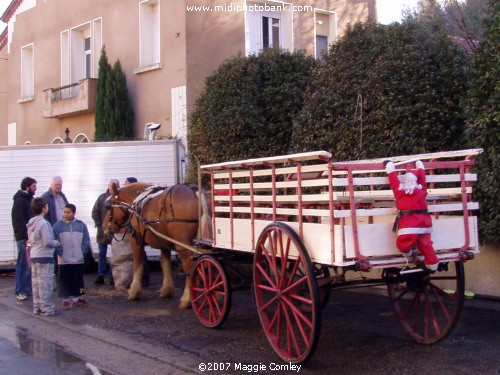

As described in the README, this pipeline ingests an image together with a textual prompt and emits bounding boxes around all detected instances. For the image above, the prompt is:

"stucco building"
[0,0,376,147]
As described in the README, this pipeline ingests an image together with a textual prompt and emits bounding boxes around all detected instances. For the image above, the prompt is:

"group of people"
[11,175,138,316]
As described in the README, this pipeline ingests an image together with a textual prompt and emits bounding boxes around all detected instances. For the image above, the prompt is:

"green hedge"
[188,49,318,167]
[464,1,499,246]
[292,21,468,160]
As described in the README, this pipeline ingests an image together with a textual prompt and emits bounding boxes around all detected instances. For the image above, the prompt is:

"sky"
[376,0,420,24]
[0,0,419,29]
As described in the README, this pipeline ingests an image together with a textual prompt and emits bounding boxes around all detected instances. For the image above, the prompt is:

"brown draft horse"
[103,182,209,309]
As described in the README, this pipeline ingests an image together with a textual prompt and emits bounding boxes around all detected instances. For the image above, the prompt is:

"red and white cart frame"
[190,149,482,364]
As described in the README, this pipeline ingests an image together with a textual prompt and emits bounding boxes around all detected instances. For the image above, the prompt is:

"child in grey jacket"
[53,204,91,310]
[27,197,61,316]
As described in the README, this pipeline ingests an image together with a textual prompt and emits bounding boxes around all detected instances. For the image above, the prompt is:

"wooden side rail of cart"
[203,149,481,269]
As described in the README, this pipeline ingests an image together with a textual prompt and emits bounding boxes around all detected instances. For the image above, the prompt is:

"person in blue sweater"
[53,204,91,310]
[27,197,61,316]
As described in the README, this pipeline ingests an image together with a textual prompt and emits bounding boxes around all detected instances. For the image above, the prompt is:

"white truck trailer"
[0,140,185,265]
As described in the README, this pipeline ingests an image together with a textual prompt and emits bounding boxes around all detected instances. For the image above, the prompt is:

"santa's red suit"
[385,160,439,268]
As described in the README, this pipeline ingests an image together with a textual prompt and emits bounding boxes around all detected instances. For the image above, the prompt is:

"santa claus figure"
[384,159,439,271]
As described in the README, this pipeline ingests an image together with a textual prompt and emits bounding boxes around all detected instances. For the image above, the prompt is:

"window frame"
[262,14,281,49]
[314,9,337,61]
[19,43,35,101]
[245,0,293,55]
[139,0,161,69]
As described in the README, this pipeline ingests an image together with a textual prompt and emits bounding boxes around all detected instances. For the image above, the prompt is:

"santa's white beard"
[399,181,422,195]
[398,173,422,195]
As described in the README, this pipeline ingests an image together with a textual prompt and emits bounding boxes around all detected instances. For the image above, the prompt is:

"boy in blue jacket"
[53,204,91,310]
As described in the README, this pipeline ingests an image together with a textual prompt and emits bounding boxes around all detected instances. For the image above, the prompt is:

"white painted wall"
[0,140,180,264]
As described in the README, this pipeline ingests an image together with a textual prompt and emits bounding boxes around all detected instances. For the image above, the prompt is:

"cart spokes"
[191,255,232,328]
[386,262,465,344]
[253,223,321,364]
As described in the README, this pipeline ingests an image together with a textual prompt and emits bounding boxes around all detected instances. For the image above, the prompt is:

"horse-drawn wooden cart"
[189,149,482,364]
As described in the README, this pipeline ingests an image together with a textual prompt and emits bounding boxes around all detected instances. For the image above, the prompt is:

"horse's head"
[103,182,151,237]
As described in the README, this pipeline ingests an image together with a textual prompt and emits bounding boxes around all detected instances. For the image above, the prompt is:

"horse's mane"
[119,182,152,202]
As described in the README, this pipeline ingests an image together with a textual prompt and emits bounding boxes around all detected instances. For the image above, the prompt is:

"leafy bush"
[292,21,469,161]
[188,49,318,168]
[464,1,499,246]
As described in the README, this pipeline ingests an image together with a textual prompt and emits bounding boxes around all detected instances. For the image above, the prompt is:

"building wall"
[0,45,7,143]
[1,0,187,145]
[0,0,375,146]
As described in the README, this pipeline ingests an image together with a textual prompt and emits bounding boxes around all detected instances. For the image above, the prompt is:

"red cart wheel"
[191,255,232,328]
[386,262,465,344]
[253,222,321,364]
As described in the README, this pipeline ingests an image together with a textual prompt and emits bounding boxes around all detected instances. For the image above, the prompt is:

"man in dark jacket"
[92,179,119,285]
[11,176,37,300]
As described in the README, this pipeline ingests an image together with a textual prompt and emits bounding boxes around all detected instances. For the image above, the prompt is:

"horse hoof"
[159,287,174,299]
[128,291,140,301]
[178,303,192,310]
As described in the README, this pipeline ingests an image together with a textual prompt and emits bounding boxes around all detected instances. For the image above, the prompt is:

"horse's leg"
[159,249,174,298]
[128,241,144,301]
[177,247,193,309]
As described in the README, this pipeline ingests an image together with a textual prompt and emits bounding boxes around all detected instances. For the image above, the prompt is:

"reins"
[108,198,202,255]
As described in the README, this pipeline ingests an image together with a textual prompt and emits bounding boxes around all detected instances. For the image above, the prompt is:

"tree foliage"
[464,0,499,245]
[94,46,112,141]
[292,21,468,161]
[188,48,318,167]
[110,60,134,140]
[95,47,134,141]
[403,0,491,50]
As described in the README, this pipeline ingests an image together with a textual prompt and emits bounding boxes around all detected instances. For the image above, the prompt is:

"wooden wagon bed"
[201,149,481,269]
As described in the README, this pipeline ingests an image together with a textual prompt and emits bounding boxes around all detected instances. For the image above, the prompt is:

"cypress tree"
[111,60,134,140]
[94,48,134,141]
[95,46,112,141]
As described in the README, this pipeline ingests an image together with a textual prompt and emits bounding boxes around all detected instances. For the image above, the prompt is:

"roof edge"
[0,27,7,51]
[1,0,23,24]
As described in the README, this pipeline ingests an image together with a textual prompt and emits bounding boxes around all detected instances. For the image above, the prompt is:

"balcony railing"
[43,78,97,118]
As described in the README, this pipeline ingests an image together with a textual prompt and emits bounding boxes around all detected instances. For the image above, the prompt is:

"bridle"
[105,195,133,242]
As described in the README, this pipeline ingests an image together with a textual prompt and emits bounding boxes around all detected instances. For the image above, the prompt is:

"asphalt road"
[0,267,499,375]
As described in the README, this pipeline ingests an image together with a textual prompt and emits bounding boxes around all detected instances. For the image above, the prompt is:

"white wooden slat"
[333,202,479,218]
[333,148,482,165]
[213,174,477,192]
[331,173,476,187]
[214,194,331,203]
[213,178,331,191]
[214,206,330,217]
[213,188,471,204]
[343,216,478,259]
[212,163,330,180]
[213,218,336,264]
[202,150,332,170]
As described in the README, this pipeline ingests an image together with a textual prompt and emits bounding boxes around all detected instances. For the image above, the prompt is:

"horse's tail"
[196,190,212,240]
